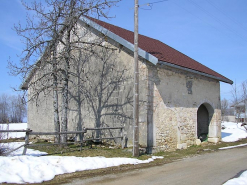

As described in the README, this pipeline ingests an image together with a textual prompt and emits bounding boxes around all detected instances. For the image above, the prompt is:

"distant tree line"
[0,94,26,123]
[221,80,247,122]
[230,80,247,122]
[221,98,234,116]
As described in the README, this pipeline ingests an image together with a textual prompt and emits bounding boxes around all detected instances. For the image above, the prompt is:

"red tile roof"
[87,17,232,84]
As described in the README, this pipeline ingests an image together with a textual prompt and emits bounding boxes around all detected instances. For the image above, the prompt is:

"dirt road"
[68,146,247,185]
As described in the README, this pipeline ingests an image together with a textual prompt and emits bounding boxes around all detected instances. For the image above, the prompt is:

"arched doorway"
[197,104,210,141]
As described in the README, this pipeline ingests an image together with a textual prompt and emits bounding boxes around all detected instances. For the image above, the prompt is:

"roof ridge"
[87,16,162,41]
[85,16,232,84]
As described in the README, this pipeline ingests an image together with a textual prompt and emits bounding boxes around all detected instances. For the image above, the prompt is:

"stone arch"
[197,102,214,141]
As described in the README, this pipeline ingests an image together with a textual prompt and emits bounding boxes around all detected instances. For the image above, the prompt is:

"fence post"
[80,127,86,152]
[7,120,9,139]
[22,128,31,155]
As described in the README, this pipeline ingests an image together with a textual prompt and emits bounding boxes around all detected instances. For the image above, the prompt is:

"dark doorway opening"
[197,104,209,141]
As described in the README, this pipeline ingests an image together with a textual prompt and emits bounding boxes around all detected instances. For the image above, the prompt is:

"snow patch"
[221,122,247,142]
[223,170,247,185]
[1,142,47,156]
[0,153,163,184]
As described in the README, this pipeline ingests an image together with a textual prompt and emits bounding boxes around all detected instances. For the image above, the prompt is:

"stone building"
[21,16,232,152]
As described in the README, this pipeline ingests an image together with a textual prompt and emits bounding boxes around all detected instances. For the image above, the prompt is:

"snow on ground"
[0,123,164,184]
[0,147,163,184]
[223,171,247,185]
[221,122,247,142]
[1,142,47,156]
[0,122,247,184]
[0,123,27,139]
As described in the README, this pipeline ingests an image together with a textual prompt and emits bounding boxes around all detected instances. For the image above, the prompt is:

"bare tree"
[68,49,90,140]
[0,94,9,123]
[8,0,121,143]
[231,80,247,123]
[0,94,26,123]
[241,81,247,122]
[231,82,240,123]
[231,82,239,105]
[77,47,132,140]
[221,98,228,122]
[9,95,26,123]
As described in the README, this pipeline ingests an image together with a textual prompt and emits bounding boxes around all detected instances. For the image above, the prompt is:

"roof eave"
[20,72,33,90]
[158,61,233,84]
[79,16,158,65]
[20,83,28,90]
[19,60,41,90]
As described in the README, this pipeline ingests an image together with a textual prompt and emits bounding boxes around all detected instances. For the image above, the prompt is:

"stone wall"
[144,63,221,151]
[27,65,54,133]
[26,21,222,151]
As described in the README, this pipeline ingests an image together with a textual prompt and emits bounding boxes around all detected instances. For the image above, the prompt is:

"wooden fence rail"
[0,129,30,132]
[0,127,125,155]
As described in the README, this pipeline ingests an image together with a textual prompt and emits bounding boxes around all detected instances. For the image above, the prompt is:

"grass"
[26,137,247,160]
[28,141,134,158]
[4,137,247,185]
[27,137,247,159]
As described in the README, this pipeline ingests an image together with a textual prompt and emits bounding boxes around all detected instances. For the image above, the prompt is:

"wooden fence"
[0,127,125,155]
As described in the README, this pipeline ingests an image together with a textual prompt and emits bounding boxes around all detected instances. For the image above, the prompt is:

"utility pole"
[133,0,139,157]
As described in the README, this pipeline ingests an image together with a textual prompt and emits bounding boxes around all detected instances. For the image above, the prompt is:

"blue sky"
[0,0,247,101]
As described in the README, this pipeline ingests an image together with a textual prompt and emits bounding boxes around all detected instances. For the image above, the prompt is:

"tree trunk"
[76,63,83,141]
[61,30,71,144]
[61,79,68,143]
[95,116,101,141]
[53,45,60,143]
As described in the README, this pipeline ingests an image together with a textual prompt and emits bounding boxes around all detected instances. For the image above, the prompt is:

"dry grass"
[25,138,247,185]
[28,137,247,158]
[4,137,247,185]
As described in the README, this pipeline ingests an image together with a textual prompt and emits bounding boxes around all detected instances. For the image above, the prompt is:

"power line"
[172,0,221,31]
[138,0,247,43]
[148,0,168,4]
[138,0,168,10]
[187,0,247,43]
[206,0,247,33]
